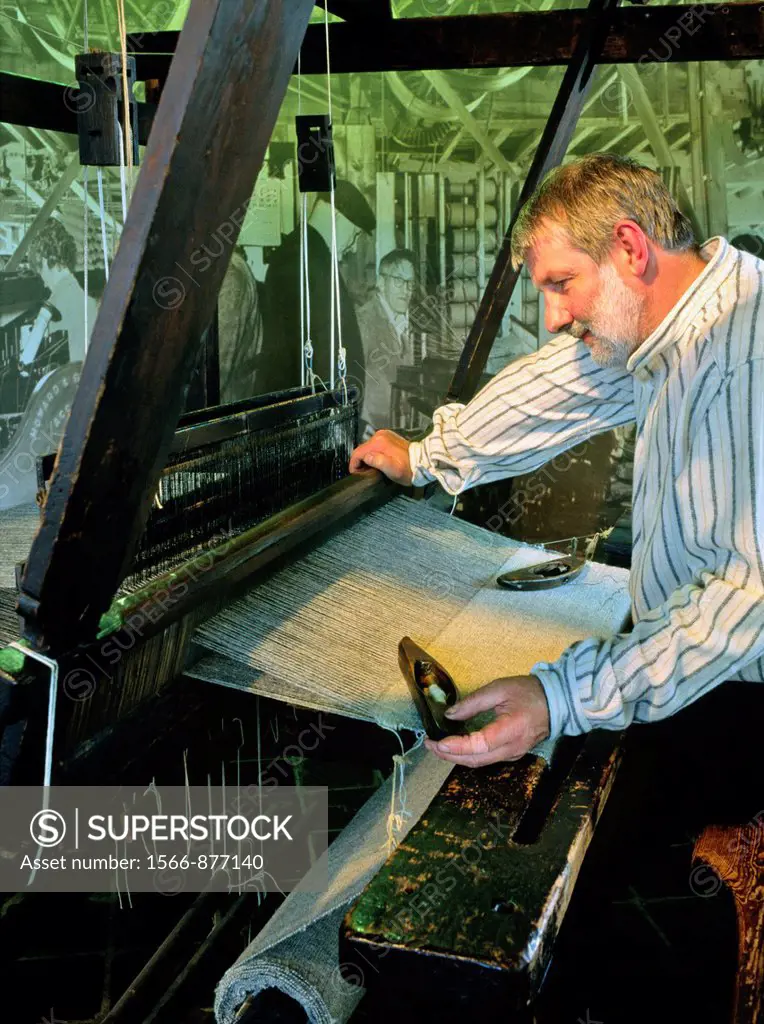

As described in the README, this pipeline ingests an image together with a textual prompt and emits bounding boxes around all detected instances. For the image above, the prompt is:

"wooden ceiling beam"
[125,5,764,78]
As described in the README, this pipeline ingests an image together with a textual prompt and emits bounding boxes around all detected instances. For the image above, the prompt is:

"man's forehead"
[387,261,415,278]
[526,224,585,285]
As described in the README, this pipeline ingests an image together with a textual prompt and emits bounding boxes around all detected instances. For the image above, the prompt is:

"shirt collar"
[626,236,737,375]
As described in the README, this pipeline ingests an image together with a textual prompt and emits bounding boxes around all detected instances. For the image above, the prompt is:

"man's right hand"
[349,429,413,486]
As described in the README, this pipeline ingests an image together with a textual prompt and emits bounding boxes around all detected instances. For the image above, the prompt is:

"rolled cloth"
[192,497,632,1023]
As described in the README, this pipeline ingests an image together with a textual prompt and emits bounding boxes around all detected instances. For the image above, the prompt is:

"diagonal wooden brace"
[17,0,315,654]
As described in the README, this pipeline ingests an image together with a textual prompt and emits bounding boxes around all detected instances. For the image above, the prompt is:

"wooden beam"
[17,0,316,654]
[343,731,623,1014]
[446,0,622,404]
[321,0,392,20]
[0,72,154,146]
[126,5,764,78]
[0,73,78,135]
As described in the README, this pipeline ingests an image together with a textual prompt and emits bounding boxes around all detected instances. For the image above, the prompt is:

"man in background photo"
[357,248,418,437]
[26,218,97,364]
[217,244,262,404]
[258,179,375,396]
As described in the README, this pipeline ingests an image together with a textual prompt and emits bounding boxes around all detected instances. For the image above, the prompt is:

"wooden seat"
[693,819,764,1023]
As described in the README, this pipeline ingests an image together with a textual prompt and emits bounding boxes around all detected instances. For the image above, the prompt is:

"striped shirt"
[408,236,764,741]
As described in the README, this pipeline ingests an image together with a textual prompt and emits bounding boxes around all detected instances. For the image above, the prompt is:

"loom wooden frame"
[3,2,762,653]
[9,0,625,651]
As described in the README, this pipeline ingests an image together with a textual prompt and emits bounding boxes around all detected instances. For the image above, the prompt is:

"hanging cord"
[96,167,109,282]
[298,50,305,389]
[112,1,161,513]
[297,50,317,394]
[541,527,615,562]
[82,1,92,356]
[83,165,89,356]
[329,188,347,402]
[301,195,317,393]
[383,727,426,854]
[82,0,89,348]
[323,2,347,401]
[116,125,128,225]
[115,0,133,203]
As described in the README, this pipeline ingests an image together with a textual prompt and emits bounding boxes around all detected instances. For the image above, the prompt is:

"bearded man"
[349,153,764,768]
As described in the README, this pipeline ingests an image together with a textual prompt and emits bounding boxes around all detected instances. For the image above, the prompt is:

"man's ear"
[612,221,650,278]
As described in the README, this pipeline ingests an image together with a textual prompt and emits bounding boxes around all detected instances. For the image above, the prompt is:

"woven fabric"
[194,497,630,736]
[213,745,450,1024]
[195,497,632,1024]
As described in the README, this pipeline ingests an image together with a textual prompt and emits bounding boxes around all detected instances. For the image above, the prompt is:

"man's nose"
[544,295,572,335]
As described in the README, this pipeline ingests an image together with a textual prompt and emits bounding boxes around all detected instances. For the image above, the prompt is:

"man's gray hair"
[510,153,698,270]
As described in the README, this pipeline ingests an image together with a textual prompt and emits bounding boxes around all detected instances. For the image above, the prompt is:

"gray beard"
[571,264,645,368]
[587,335,637,368]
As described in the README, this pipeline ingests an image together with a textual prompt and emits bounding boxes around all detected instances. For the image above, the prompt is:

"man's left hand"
[423,675,550,767]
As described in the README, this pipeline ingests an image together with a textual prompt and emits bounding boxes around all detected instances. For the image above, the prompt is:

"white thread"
[118,835,133,909]
[302,194,316,393]
[301,199,307,387]
[184,748,192,859]
[586,526,613,560]
[328,188,337,389]
[449,493,458,516]
[382,727,426,853]
[115,0,133,202]
[117,123,128,224]
[83,165,89,356]
[323,1,345,398]
[9,643,59,888]
[323,1,332,113]
[80,0,92,356]
[255,698,263,905]
[96,167,109,282]
[233,718,245,894]
[298,51,305,389]
[9,644,58,793]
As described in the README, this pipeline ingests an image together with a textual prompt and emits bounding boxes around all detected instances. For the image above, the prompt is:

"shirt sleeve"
[533,358,764,741]
[408,334,636,494]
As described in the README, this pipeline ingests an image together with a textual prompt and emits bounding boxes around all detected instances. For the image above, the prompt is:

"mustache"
[568,322,590,340]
